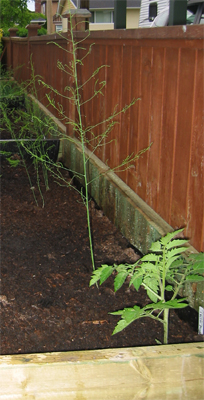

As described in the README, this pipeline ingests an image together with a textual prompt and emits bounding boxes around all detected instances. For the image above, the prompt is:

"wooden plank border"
[0,343,203,399]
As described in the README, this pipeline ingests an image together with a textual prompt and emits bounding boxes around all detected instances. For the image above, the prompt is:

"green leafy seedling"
[90,229,204,344]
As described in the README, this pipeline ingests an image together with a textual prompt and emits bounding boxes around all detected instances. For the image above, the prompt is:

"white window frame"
[91,10,114,24]
[55,24,62,32]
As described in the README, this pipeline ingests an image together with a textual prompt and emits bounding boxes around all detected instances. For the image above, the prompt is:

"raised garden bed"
[0,90,203,399]
[0,157,202,355]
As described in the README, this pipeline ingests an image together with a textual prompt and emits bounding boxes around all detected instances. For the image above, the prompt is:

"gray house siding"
[139,0,168,27]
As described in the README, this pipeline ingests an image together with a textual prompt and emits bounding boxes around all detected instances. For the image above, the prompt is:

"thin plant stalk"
[163,308,169,345]
[69,20,95,270]
[37,12,151,271]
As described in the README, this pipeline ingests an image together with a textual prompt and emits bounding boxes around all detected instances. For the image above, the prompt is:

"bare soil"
[0,154,201,355]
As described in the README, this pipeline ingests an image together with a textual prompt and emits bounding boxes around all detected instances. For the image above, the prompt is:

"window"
[90,12,94,23]
[90,10,114,24]
[149,2,157,22]
[55,25,62,32]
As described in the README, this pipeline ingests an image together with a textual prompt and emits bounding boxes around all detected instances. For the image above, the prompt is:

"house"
[139,0,168,27]
[38,1,59,33]
[54,0,141,32]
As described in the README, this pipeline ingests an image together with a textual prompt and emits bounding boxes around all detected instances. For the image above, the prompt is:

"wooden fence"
[2,25,204,252]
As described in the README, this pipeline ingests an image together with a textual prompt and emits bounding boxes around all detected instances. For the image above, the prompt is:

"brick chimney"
[35,0,41,13]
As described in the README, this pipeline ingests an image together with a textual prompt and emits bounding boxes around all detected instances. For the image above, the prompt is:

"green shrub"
[2,27,10,37]
[17,27,28,37]
[38,27,47,36]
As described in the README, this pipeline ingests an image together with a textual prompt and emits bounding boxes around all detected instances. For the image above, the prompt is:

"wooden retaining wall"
[2,25,204,252]
[0,343,204,399]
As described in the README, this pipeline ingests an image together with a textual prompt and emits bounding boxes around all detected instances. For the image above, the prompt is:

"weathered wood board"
[0,343,203,399]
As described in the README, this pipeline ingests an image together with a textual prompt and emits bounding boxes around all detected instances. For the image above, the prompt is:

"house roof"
[72,0,141,9]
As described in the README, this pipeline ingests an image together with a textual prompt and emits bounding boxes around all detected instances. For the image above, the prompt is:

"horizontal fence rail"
[2,25,204,252]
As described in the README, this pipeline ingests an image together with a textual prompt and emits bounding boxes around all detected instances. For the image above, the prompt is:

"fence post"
[26,24,41,38]
[7,28,18,70]
[25,24,41,81]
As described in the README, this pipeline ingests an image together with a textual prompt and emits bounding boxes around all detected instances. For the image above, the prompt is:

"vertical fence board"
[158,47,179,224]
[118,44,132,183]
[78,41,95,144]
[171,48,196,229]
[187,48,204,249]
[13,41,29,82]
[104,44,122,169]
[91,44,107,160]
[136,46,153,201]
[146,46,165,211]
[127,45,141,192]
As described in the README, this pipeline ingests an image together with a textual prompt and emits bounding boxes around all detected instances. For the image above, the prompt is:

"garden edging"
[0,343,203,399]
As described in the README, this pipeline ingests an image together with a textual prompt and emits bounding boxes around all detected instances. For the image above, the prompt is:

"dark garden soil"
[0,152,201,356]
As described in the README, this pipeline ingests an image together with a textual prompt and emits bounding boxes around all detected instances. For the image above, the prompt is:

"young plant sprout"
[90,229,204,344]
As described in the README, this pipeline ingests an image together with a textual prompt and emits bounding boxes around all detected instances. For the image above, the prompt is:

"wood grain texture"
[0,343,203,399]
[3,26,204,251]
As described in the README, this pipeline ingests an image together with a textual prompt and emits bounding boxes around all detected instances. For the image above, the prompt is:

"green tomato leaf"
[131,275,143,291]
[170,258,184,269]
[165,285,173,291]
[111,305,143,335]
[122,306,142,323]
[145,299,188,310]
[164,299,188,309]
[100,265,114,285]
[166,255,181,270]
[193,266,204,274]
[144,276,159,293]
[90,264,114,286]
[189,253,204,262]
[142,262,158,272]
[191,253,204,272]
[147,289,158,303]
[186,275,204,282]
[141,254,159,262]
[114,271,129,292]
[167,247,187,259]
[89,269,101,286]
[143,276,160,302]
[150,241,162,252]
[160,229,184,246]
[166,239,188,250]
[155,339,162,345]
[110,309,124,316]
[112,319,129,335]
